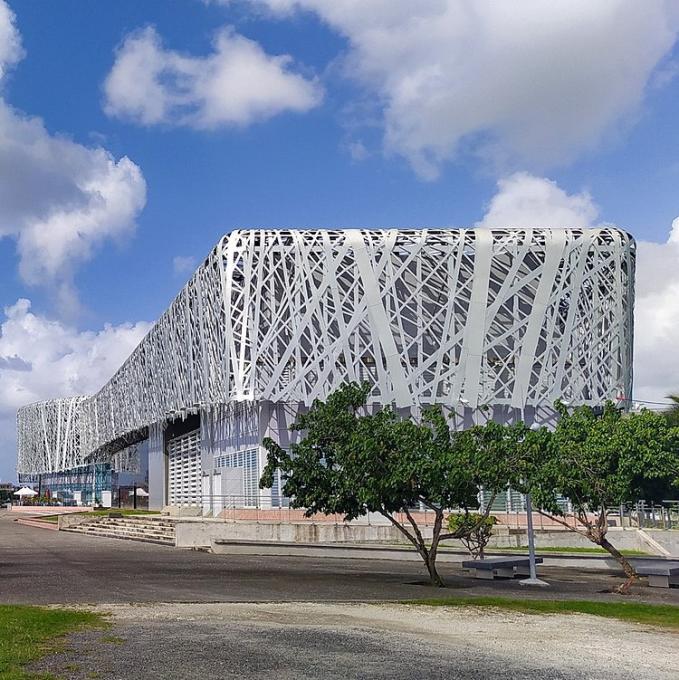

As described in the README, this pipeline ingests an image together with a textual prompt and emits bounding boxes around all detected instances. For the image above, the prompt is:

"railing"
[166,493,679,531]
[630,501,679,530]
[169,493,440,525]
[166,493,568,529]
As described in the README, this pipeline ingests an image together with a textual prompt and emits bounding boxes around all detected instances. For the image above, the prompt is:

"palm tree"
[665,395,679,427]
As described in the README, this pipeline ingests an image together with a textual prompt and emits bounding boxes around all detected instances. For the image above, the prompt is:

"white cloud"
[633,218,679,403]
[173,255,197,275]
[478,172,679,404]
[0,0,22,80]
[103,25,323,129]
[249,0,679,179]
[0,298,152,479]
[0,1,147,313]
[476,172,597,229]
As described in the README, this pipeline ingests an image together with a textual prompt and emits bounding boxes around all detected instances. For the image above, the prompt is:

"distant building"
[0,481,15,503]
[16,228,635,512]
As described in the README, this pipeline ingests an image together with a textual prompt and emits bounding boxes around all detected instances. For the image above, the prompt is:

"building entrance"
[167,429,201,506]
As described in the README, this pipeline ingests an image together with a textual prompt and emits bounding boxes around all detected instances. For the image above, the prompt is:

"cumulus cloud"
[478,172,679,404]
[476,173,597,229]
[103,25,323,129]
[0,1,146,313]
[248,0,679,179]
[0,0,22,78]
[0,298,152,479]
[633,219,679,403]
[0,102,146,313]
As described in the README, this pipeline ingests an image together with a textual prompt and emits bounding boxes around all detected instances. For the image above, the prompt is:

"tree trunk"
[425,509,446,587]
[424,550,445,587]
[599,535,638,594]
[537,509,639,593]
[380,508,446,587]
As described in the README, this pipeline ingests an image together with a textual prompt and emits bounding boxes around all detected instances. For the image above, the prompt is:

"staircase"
[63,515,176,546]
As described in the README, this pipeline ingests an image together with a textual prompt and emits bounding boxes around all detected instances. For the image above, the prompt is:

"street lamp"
[520,421,549,587]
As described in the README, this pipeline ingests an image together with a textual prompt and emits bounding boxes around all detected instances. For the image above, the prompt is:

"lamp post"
[521,421,549,587]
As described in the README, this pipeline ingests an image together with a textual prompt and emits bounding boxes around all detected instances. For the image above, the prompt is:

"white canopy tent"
[14,487,37,497]
[13,486,37,505]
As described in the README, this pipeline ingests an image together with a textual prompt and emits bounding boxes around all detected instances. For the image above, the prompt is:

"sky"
[1,0,679,480]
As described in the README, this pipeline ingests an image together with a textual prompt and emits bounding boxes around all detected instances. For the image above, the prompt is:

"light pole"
[520,421,549,587]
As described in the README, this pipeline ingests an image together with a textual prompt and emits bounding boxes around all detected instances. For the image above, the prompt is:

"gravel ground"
[31,602,679,680]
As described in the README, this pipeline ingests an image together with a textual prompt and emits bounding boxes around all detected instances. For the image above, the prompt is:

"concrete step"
[72,524,174,539]
[64,526,174,546]
[64,516,177,546]
[89,516,176,528]
[87,520,174,533]
[67,523,174,538]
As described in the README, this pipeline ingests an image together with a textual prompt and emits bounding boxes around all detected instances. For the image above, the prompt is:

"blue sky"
[1,1,679,479]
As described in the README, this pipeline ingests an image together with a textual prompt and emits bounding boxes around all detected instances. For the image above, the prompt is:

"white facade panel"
[17,228,635,476]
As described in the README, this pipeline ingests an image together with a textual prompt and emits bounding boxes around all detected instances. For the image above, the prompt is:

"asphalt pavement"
[2,510,678,606]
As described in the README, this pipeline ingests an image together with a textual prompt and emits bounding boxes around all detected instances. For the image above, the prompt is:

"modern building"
[16,228,635,512]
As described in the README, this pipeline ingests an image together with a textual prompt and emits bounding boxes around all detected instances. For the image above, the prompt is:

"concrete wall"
[643,529,679,557]
[483,528,648,552]
[174,519,656,553]
[175,520,402,548]
[57,512,97,529]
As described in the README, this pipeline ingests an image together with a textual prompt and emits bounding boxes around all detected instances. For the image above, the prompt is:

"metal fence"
[166,493,578,530]
[631,501,679,530]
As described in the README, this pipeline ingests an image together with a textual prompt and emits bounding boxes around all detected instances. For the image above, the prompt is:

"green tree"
[447,512,497,559]
[529,402,679,593]
[664,395,679,427]
[260,382,530,586]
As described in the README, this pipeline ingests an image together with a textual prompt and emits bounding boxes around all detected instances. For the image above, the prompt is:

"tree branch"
[403,506,428,553]
[379,510,419,551]
[536,509,591,539]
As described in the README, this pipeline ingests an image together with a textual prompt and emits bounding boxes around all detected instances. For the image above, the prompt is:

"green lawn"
[40,509,160,525]
[434,541,649,556]
[404,596,679,630]
[0,605,104,680]
[488,545,650,556]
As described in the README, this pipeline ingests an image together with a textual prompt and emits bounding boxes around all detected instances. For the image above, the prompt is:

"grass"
[432,541,650,556]
[0,605,104,680]
[37,509,160,525]
[404,596,679,630]
[490,545,650,556]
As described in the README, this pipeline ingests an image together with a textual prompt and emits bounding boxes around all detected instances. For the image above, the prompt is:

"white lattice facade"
[17,228,635,485]
[17,397,87,474]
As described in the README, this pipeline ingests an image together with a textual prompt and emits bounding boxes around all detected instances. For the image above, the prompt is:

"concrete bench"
[635,563,679,589]
[462,556,544,580]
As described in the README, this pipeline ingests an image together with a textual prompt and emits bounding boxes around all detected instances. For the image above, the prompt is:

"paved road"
[2,511,678,606]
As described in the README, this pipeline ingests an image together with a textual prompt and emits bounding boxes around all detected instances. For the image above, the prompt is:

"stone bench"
[635,563,679,589]
[462,556,544,580]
